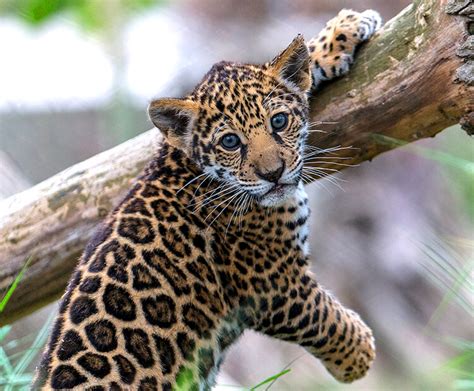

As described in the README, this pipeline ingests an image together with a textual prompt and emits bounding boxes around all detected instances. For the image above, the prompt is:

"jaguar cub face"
[149,35,312,207]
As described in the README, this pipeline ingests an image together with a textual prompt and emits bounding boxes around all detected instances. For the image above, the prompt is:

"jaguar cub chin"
[34,9,381,391]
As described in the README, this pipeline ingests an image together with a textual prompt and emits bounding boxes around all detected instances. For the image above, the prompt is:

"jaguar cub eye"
[270,113,289,131]
[220,133,241,150]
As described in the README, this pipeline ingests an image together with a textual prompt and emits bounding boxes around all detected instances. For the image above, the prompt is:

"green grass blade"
[0,373,33,386]
[3,333,36,351]
[0,326,12,344]
[7,313,54,389]
[0,346,14,378]
[0,256,33,314]
[249,369,291,390]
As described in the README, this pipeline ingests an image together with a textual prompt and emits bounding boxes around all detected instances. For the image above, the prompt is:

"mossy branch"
[0,0,472,326]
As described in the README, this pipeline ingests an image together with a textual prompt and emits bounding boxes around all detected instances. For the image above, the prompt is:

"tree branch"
[0,0,472,326]
[308,0,472,168]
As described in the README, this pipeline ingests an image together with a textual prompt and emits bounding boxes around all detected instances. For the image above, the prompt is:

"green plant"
[0,255,53,389]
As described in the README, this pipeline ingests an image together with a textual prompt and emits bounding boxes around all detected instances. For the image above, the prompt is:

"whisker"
[307,145,355,152]
[301,172,335,195]
[193,180,237,201]
[303,168,346,185]
[239,194,253,228]
[304,160,358,168]
[207,190,245,226]
[225,192,247,235]
[307,120,338,127]
[192,183,237,209]
[304,145,324,151]
[306,173,341,193]
[210,120,230,143]
[193,185,239,210]
[303,166,340,173]
[263,92,297,105]
[303,146,355,159]
[263,57,308,105]
[302,168,345,190]
[203,186,242,215]
[193,175,214,198]
[303,155,353,160]
[191,183,225,206]
[263,82,297,105]
[177,172,209,194]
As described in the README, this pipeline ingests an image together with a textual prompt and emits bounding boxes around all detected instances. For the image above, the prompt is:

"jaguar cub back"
[34,9,381,390]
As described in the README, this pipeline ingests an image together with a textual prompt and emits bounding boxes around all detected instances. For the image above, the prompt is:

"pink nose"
[255,160,285,183]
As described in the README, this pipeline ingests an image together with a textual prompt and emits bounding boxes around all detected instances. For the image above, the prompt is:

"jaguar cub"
[34,9,381,391]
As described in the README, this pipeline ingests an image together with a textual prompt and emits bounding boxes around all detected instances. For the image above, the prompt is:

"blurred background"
[0,0,472,390]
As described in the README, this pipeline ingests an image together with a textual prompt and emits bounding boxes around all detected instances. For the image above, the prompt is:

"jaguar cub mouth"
[259,183,298,207]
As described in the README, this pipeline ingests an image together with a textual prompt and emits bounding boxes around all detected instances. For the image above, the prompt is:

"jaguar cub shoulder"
[34,9,381,390]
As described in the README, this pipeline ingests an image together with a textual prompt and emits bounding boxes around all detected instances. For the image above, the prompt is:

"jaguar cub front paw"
[308,9,382,84]
[358,9,383,40]
[323,311,376,383]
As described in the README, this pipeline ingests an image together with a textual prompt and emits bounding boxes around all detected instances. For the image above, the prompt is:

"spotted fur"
[34,9,381,390]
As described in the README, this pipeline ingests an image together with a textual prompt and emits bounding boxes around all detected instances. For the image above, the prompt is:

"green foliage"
[0,0,162,31]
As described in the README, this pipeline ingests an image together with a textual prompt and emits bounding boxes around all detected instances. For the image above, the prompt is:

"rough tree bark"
[0,0,472,326]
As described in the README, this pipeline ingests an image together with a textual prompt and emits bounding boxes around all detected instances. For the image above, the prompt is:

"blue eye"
[271,113,288,131]
[220,133,241,150]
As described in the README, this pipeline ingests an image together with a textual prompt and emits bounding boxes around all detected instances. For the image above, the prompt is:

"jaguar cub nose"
[255,161,285,183]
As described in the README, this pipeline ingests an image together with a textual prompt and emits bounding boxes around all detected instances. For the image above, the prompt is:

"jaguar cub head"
[149,35,312,207]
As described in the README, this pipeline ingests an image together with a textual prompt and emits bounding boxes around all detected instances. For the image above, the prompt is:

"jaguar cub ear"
[148,98,199,149]
[269,34,312,93]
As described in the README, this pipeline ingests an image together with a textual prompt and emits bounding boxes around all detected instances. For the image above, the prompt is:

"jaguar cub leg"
[257,272,375,383]
[307,9,382,87]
